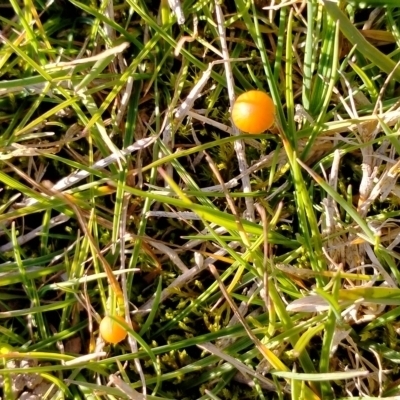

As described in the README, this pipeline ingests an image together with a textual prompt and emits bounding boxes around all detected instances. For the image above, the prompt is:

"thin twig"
[214,2,255,221]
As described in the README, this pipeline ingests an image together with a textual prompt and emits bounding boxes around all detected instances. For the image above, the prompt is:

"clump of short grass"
[1,0,400,399]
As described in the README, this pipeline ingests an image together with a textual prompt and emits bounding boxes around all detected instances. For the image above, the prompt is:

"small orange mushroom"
[99,315,127,344]
[231,90,275,134]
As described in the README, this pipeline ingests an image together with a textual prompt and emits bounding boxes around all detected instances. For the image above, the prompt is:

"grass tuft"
[1,1,400,399]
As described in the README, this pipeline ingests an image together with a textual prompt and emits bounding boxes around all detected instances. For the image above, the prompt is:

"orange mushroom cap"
[100,315,127,344]
[231,90,275,134]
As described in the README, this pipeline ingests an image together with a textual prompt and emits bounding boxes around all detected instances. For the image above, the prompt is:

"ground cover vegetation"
[1,0,400,398]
